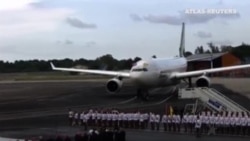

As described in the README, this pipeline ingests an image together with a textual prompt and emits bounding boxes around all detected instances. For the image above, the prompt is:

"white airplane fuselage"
[130,57,187,88]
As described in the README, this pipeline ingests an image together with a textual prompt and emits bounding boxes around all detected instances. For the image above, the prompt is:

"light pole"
[210,53,213,77]
[210,53,213,69]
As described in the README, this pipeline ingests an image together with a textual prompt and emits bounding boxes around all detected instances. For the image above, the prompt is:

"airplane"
[50,23,250,100]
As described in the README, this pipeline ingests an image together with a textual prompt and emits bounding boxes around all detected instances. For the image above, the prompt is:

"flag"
[170,106,174,116]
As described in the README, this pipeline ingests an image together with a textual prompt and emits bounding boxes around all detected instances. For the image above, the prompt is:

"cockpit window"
[132,68,148,72]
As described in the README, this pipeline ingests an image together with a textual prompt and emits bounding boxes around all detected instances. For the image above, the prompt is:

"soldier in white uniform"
[122,113,128,128]
[73,112,79,126]
[68,109,74,126]
[161,114,167,131]
[207,113,216,136]
[195,116,202,137]
[92,111,97,126]
[83,112,89,130]
[199,112,204,133]
[241,113,248,135]
[118,112,123,128]
[127,113,132,128]
[188,114,194,133]
[230,112,236,134]
[80,111,84,126]
[168,114,172,132]
[235,112,241,135]
[88,109,93,126]
[182,113,188,132]
[114,112,119,128]
[107,112,112,127]
[101,112,107,127]
[150,113,155,130]
[224,113,231,134]
[134,112,139,129]
[139,113,145,129]
[172,114,176,132]
[247,112,250,136]
[214,113,220,134]
[97,111,102,127]
[155,114,160,131]
[144,113,149,128]
[203,113,209,133]
[176,114,181,132]
[219,113,226,134]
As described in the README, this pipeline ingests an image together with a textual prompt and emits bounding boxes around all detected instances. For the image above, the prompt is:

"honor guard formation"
[67,108,250,139]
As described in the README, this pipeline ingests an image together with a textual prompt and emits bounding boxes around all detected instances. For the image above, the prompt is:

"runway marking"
[117,97,137,104]
[152,94,174,105]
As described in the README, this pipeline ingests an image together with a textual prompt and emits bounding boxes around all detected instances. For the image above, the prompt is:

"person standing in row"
[161,114,167,131]
[155,114,160,131]
[150,113,155,130]
[139,113,145,129]
[182,113,188,132]
[195,116,202,137]
[68,109,74,126]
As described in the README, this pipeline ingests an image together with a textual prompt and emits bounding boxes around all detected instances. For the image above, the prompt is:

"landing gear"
[137,89,149,101]
[183,77,193,88]
[188,77,192,88]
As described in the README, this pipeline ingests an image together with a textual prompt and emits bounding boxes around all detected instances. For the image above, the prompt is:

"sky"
[0,0,250,61]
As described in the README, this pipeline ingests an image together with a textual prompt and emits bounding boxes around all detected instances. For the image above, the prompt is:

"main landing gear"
[188,77,192,88]
[183,77,193,88]
[137,89,149,101]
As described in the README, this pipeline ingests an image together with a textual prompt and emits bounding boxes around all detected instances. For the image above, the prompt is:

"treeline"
[190,43,250,62]
[0,55,142,73]
[1,43,250,73]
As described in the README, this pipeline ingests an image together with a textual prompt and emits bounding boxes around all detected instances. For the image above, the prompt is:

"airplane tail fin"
[179,22,185,57]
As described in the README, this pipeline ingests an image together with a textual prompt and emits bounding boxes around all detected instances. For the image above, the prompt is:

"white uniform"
[195,118,202,137]
[150,114,156,130]
[140,114,144,123]
[204,115,209,125]
[69,111,74,119]
[230,116,235,126]
[84,113,89,123]
[97,113,101,120]
[214,115,220,126]
[68,110,74,125]
[248,116,250,127]
[101,113,106,121]
[195,119,202,128]
[235,117,240,126]
[219,116,224,127]
[74,113,79,120]
[176,115,181,131]
[224,116,230,127]
[155,114,160,130]
[80,112,84,125]
[150,114,155,123]
[162,115,167,124]
[182,115,187,124]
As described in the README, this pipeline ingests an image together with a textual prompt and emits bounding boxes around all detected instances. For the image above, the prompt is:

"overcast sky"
[0,0,249,61]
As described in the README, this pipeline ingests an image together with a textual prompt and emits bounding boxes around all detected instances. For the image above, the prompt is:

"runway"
[0,79,249,140]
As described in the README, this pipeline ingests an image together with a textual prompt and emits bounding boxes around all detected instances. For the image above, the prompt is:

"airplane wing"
[50,62,130,78]
[171,64,250,79]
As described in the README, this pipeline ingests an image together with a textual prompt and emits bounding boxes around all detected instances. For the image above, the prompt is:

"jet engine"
[195,75,210,87]
[106,78,123,94]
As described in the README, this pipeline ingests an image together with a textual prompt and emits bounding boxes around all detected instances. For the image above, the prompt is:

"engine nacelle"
[106,78,123,94]
[195,75,211,87]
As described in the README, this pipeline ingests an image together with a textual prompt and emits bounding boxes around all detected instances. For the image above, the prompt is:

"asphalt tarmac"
[0,79,249,140]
